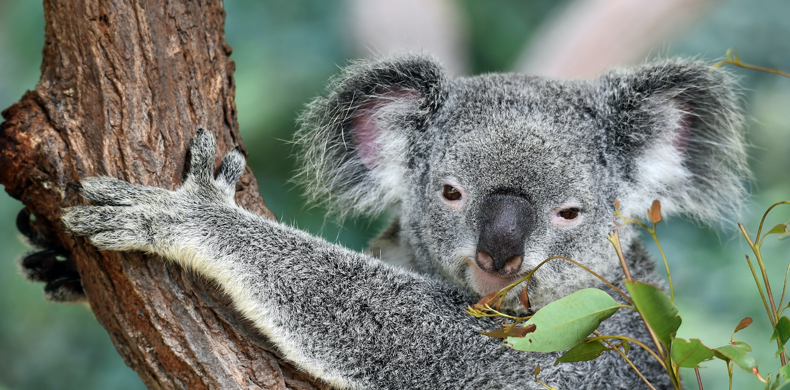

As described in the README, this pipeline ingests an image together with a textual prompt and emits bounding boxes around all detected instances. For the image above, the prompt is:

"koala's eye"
[442,185,462,201]
[558,208,580,220]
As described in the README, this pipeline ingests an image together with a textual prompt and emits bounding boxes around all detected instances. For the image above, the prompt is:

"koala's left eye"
[442,185,462,201]
[558,208,580,220]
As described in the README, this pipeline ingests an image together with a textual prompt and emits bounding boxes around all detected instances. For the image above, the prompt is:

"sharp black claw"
[14,207,84,303]
[16,208,34,239]
[44,277,86,302]
[67,182,83,190]
[233,146,243,154]
[46,276,83,288]
[21,250,79,284]
[22,249,61,270]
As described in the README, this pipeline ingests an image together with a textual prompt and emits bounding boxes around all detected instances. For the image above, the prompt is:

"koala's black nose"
[475,193,535,276]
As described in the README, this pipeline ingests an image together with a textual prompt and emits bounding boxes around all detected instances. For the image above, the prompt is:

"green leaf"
[554,340,608,365]
[777,220,790,240]
[765,372,790,390]
[764,373,777,390]
[767,224,788,235]
[671,337,714,368]
[714,341,758,374]
[734,317,753,334]
[776,374,790,390]
[508,289,620,352]
[772,317,790,356]
[625,280,681,347]
[779,362,790,380]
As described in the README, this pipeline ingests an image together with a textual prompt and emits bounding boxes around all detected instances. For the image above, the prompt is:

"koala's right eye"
[558,208,580,220]
[442,185,462,201]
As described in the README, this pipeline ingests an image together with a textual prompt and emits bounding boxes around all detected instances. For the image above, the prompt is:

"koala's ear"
[597,59,749,225]
[295,55,448,217]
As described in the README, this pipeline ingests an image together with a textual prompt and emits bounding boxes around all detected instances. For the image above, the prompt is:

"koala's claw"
[16,208,86,302]
[21,249,66,282]
[18,248,85,302]
[43,276,85,303]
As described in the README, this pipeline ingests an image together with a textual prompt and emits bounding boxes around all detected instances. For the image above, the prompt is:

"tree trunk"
[0,1,329,389]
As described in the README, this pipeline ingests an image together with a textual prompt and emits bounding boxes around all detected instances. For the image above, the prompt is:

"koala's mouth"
[466,259,525,296]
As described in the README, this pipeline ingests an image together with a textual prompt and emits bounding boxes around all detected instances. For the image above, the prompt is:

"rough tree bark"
[0,1,329,389]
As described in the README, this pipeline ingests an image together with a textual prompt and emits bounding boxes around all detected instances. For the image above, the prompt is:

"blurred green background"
[1,1,789,389]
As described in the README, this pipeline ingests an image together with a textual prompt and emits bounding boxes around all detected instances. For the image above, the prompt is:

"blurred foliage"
[1,0,789,389]
[457,0,562,73]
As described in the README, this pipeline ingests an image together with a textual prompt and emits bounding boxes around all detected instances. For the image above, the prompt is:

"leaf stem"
[648,228,674,302]
[612,209,675,301]
[496,256,633,306]
[781,260,790,316]
[713,50,790,79]
[756,201,790,240]
[608,229,633,281]
[607,228,667,362]
[597,334,659,390]
[695,368,703,390]
[744,255,774,329]
[740,223,788,366]
[586,334,666,370]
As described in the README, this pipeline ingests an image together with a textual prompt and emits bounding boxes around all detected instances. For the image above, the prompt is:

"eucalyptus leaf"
[779,362,790,379]
[554,340,607,365]
[734,317,753,334]
[508,289,620,352]
[714,341,758,373]
[775,382,790,390]
[764,372,790,390]
[764,373,776,390]
[767,224,788,235]
[671,337,714,368]
[771,316,790,356]
[625,280,681,347]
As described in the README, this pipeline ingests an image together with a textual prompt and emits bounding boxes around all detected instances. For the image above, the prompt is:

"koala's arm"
[62,130,663,390]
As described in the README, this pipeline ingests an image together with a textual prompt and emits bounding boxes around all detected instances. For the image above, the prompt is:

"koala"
[58,55,747,389]
[16,208,85,302]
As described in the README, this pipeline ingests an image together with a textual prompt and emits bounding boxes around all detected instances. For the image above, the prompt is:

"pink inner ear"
[351,107,381,169]
[673,101,694,153]
[350,88,421,170]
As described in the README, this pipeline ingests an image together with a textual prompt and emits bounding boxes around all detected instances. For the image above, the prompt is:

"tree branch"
[0,1,328,388]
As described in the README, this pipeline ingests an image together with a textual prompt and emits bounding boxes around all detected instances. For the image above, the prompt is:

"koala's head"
[296,55,747,307]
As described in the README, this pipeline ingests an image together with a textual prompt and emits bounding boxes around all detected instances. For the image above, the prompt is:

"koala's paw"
[16,208,86,303]
[62,129,246,253]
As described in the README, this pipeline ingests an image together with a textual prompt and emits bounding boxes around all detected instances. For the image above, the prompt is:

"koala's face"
[404,75,619,305]
[298,55,747,308]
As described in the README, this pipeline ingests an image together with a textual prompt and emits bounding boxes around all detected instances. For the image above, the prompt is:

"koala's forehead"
[425,74,602,192]
[435,74,599,136]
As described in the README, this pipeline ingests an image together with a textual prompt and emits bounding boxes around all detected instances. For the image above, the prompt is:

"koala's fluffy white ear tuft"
[598,59,749,226]
[295,55,448,218]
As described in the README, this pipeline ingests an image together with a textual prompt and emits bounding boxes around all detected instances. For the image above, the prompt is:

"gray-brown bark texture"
[0,1,329,389]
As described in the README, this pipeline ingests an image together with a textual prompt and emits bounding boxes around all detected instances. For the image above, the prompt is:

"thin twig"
[740,223,787,366]
[597,334,658,390]
[586,334,666,370]
[713,49,790,79]
[649,229,674,302]
[744,255,775,328]
[756,201,790,239]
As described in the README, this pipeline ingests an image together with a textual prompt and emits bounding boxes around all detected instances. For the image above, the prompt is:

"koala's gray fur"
[61,54,748,389]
